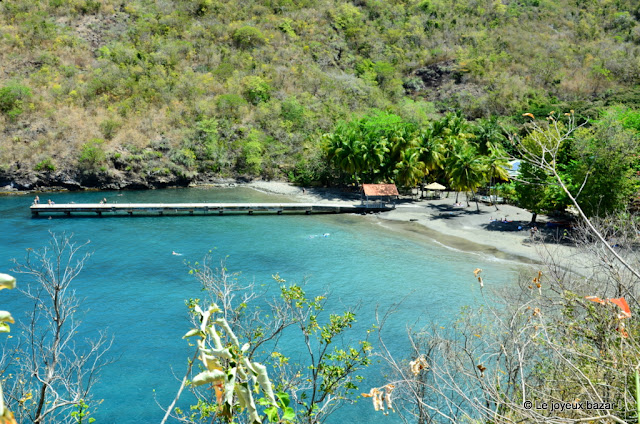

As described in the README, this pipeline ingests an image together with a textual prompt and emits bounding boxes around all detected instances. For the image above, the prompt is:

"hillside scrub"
[2,0,640,190]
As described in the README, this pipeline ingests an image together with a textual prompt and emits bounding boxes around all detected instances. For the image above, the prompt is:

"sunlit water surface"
[0,188,523,423]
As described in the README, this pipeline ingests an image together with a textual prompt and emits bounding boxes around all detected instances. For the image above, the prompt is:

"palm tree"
[446,143,488,211]
[359,136,389,183]
[483,145,510,210]
[381,122,418,182]
[416,127,445,172]
[325,126,363,185]
[394,148,427,189]
[473,117,506,155]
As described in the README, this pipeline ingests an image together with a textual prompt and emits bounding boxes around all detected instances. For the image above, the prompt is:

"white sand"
[243,181,586,269]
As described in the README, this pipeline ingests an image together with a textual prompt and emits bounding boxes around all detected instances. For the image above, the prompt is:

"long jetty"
[30,202,392,217]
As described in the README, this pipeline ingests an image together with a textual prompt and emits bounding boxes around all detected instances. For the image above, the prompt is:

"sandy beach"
[245,180,586,270]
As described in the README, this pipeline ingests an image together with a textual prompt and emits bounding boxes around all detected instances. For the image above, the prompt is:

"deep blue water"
[0,188,521,423]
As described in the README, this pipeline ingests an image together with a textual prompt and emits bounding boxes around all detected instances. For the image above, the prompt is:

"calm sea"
[0,188,522,423]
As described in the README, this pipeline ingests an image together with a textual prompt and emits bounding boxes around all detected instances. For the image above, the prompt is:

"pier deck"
[30,202,392,217]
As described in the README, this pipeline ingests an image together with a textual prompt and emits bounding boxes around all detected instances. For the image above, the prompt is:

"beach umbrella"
[422,182,446,198]
[424,182,446,190]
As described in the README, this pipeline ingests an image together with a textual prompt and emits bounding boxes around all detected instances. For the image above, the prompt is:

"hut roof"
[362,184,399,197]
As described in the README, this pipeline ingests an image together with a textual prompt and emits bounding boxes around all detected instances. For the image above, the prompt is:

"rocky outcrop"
[0,167,252,193]
[0,167,199,192]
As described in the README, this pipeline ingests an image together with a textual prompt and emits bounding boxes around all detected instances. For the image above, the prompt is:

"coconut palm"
[447,143,488,210]
[394,148,427,188]
[473,117,507,155]
[416,127,445,172]
[359,136,389,183]
[325,125,363,185]
[483,144,510,210]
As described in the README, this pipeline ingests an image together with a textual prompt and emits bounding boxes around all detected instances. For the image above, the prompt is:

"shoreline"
[244,180,584,271]
[3,179,584,270]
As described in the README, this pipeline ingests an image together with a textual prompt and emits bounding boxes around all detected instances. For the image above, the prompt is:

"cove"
[0,187,523,423]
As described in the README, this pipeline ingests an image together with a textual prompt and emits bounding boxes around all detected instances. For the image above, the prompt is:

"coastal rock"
[0,170,38,190]
[0,166,237,192]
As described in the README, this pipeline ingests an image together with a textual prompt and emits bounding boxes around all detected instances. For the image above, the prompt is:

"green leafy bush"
[0,83,32,119]
[170,148,197,169]
[232,26,265,48]
[216,93,248,118]
[280,97,305,128]
[99,119,121,140]
[78,139,107,172]
[238,130,265,175]
[242,76,271,105]
[34,158,56,172]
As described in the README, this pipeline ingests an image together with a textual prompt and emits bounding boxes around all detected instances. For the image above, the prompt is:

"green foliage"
[70,399,95,424]
[34,158,56,172]
[515,108,640,217]
[3,0,640,194]
[216,94,249,120]
[277,18,297,38]
[446,143,487,195]
[242,76,271,105]
[182,303,278,424]
[99,119,121,140]
[232,26,265,48]
[562,110,640,216]
[170,148,197,169]
[180,260,371,424]
[238,130,265,175]
[0,82,32,119]
[280,97,305,128]
[78,139,107,172]
[263,392,295,423]
[326,110,419,186]
[515,159,565,216]
[329,3,362,32]
[277,276,372,422]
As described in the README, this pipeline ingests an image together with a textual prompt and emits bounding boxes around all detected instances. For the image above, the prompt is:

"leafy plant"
[242,76,271,105]
[0,83,32,120]
[163,302,278,424]
[232,26,265,49]
[34,158,56,172]
[78,139,107,173]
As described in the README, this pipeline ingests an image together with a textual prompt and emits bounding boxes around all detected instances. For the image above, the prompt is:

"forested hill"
[1,0,640,190]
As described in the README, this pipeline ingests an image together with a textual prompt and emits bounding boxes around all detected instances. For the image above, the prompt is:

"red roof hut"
[361,184,399,208]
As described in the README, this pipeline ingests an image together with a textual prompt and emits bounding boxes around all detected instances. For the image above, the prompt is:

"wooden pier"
[30,202,392,217]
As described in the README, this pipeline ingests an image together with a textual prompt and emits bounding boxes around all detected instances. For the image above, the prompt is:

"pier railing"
[30,202,392,217]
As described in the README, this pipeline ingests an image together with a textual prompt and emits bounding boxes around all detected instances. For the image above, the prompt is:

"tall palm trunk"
[472,190,480,211]
[491,174,499,211]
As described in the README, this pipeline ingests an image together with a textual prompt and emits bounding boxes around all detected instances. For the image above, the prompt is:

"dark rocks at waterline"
[0,169,252,192]
[0,169,195,192]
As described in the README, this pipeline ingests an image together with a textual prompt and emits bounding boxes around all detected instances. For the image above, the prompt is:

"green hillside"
[0,0,639,189]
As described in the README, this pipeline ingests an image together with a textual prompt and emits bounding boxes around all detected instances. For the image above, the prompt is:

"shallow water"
[0,188,523,423]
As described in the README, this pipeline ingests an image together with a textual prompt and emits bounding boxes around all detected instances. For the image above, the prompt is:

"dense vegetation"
[1,0,640,198]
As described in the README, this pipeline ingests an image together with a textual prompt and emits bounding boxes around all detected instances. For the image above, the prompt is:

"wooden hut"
[361,184,399,208]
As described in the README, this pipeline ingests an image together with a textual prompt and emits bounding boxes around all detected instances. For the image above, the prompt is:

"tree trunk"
[530,212,537,225]
[491,176,499,211]
[473,190,480,212]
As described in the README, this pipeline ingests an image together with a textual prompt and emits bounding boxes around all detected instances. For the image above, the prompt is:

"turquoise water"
[0,188,521,423]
